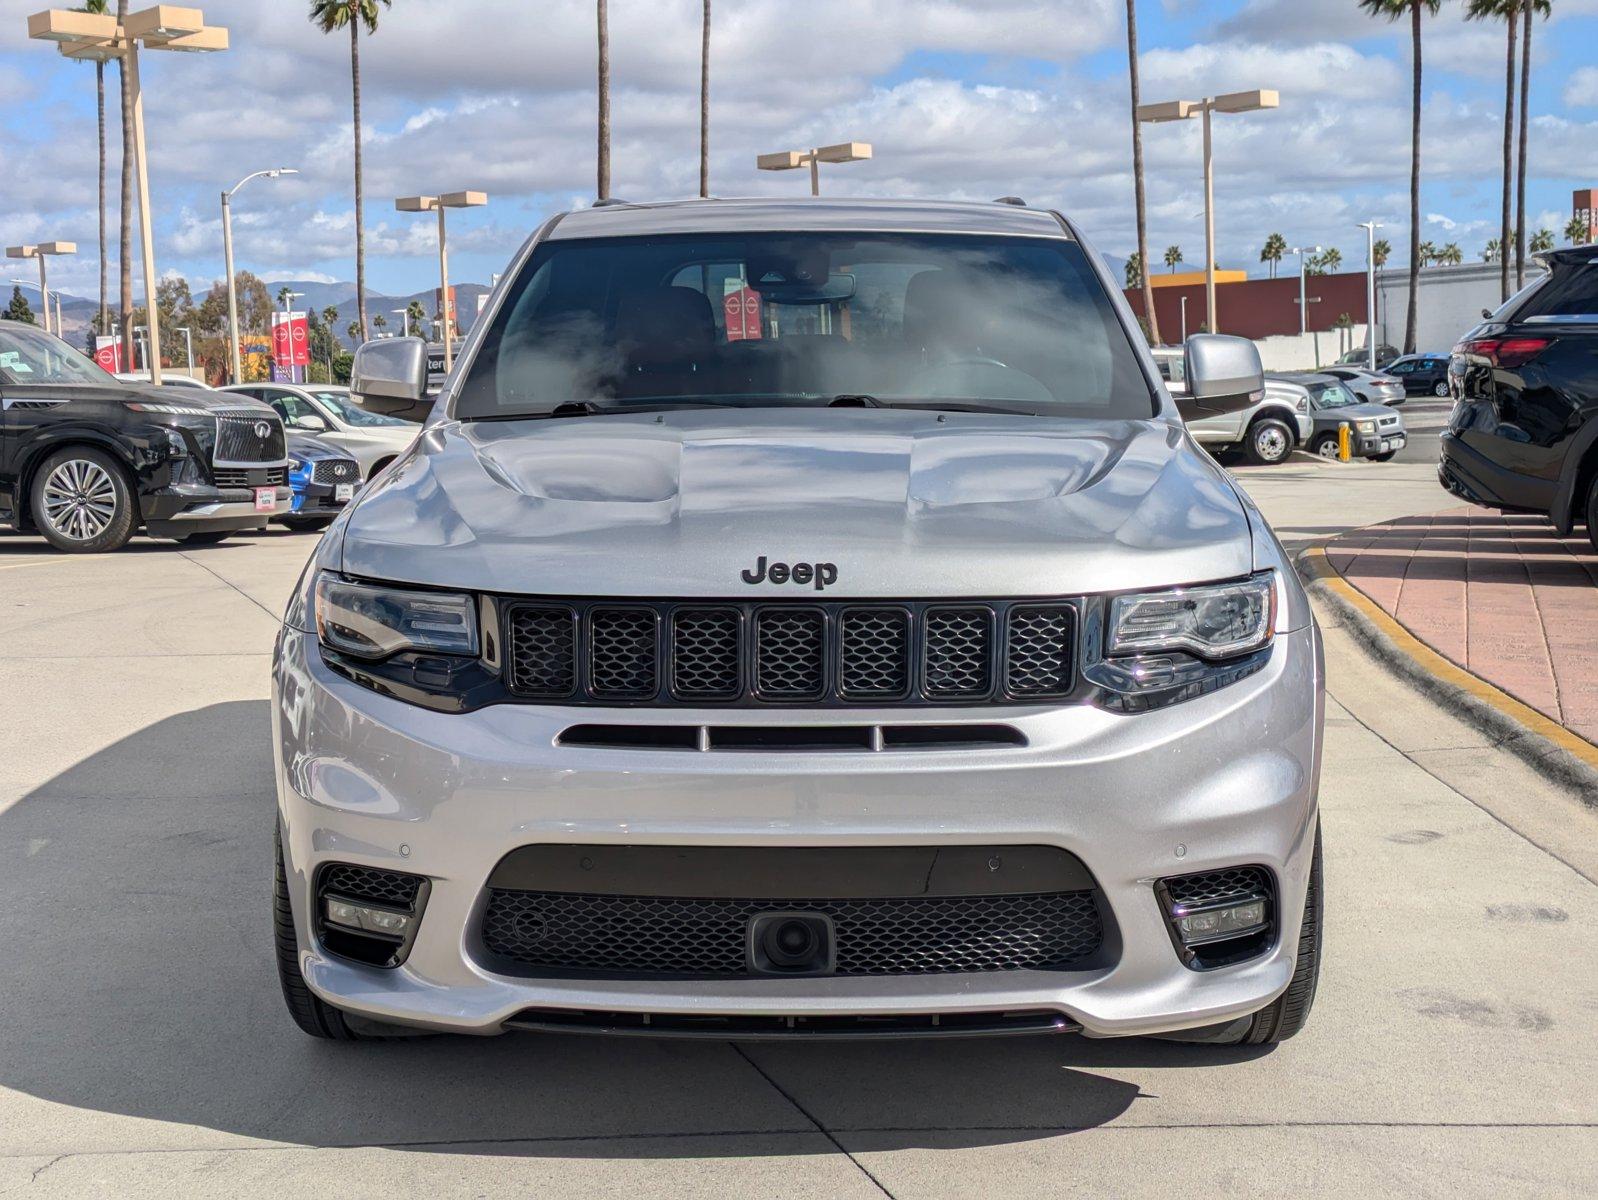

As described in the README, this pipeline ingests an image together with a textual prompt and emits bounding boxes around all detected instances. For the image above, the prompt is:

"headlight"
[314,574,478,660]
[1356,420,1377,434]
[1107,574,1275,659]
[1295,396,1308,413]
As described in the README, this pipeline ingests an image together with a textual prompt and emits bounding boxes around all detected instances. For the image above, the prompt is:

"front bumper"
[142,485,291,536]
[273,622,1323,1039]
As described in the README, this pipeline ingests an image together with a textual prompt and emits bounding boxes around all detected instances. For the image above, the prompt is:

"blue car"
[280,434,362,531]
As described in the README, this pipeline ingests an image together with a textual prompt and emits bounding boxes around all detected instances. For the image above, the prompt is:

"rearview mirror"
[1175,334,1265,421]
[350,336,430,422]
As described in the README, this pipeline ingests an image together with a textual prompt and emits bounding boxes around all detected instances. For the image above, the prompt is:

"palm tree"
[1260,232,1288,278]
[1125,0,1160,345]
[1360,0,1440,354]
[276,286,294,310]
[71,1,112,334]
[1418,240,1438,265]
[406,299,426,333]
[1564,215,1589,245]
[1529,228,1555,253]
[372,312,387,334]
[1466,0,1517,300]
[1163,245,1182,273]
[1515,1,1551,288]
[1439,241,1463,265]
[310,0,392,344]
[1483,238,1501,261]
[1373,238,1391,268]
[1318,247,1343,272]
[347,319,363,344]
[597,0,610,199]
[699,0,710,198]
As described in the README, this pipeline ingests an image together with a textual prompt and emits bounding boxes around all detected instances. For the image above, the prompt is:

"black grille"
[210,466,286,488]
[499,599,1076,707]
[213,411,286,465]
[1005,605,1076,698]
[481,889,1102,977]
[924,607,993,698]
[589,608,658,699]
[755,608,826,699]
[505,606,577,697]
[311,458,360,484]
[319,863,423,907]
[1163,866,1271,908]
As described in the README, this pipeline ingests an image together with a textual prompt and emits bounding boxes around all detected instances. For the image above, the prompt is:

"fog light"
[325,896,413,937]
[1174,899,1267,946]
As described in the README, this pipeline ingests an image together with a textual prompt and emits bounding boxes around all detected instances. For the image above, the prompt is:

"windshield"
[0,323,118,386]
[455,232,1154,420]
[310,388,410,426]
[1309,382,1360,408]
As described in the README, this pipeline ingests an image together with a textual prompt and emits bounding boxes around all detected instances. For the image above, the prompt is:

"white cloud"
[1426,213,1457,230]
[1565,66,1598,108]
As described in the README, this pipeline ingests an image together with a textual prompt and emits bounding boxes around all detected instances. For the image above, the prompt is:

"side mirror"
[350,336,430,422]
[1175,334,1265,421]
[294,412,330,432]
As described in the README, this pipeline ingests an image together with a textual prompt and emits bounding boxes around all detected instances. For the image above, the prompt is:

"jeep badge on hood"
[741,556,838,590]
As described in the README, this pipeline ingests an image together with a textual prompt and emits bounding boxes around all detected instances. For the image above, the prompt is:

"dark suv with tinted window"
[1440,246,1598,549]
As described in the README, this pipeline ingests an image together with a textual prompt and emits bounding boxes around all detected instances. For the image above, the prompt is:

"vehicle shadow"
[1,701,1269,1157]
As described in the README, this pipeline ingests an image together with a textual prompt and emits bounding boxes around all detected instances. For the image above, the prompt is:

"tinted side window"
[1515,264,1598,319]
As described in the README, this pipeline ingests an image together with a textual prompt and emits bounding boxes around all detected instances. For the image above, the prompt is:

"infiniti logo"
[254,421,271,439]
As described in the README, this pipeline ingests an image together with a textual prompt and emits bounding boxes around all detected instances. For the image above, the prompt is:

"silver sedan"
[1320,366,1406,406]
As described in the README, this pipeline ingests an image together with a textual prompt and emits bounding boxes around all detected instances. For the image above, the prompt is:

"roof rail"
[993,196,1027,207]
[592,197,631,208]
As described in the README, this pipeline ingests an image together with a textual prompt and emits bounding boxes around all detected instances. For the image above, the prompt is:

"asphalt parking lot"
[3,459,1597,1198]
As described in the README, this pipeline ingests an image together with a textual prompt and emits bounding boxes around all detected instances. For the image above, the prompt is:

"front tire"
[274,826,370,1041]
[1310,432,1342,461]
[1433,380,1450,397]
[31,447,136,553]
[1243,418,1295,466]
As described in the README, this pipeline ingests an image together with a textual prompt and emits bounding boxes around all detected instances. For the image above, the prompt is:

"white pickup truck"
[1153,346,1312,465]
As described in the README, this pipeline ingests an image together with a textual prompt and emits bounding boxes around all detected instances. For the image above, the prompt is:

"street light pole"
[393,308,409,337]
[395,191,488,375]
[221,169,297,384]
[1136,90,1278,336]
[1290,245,1322,336]
[6,242,75,335]
[1356,221,1381,371]
[756,142,872,196]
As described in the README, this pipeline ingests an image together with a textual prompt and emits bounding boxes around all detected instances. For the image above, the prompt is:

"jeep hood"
[337,408,1252,597]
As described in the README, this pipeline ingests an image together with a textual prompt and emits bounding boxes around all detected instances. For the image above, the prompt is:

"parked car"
[222,383,417,480]
[1280,372,1408,461]
[1319,365,1406,406]
[1155,347,1311,464]
[273,197,1325,1048]
[1385,353,1452,397]
[0,323,288,552]
[1335,344,1400,369]
[114,371,213,389]
[280,434,362,531]
[1441,244,1598,550]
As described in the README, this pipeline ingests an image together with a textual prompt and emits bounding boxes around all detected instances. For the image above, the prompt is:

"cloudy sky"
[2,0,1597,301]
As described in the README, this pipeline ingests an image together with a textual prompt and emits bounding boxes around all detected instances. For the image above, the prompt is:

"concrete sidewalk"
[1324,508,1598,747]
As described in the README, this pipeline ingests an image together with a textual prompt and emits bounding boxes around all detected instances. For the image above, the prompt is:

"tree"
[309,0,392,343]
[1163,245,1182,273]
[1438,241,1463,265]
[1318,247,1343,273]
[699,0,710,198]
[116,0,133,367]
[347,320,363,344]
[1515,1,1551,289]
[1418,239,1437,265]
[1360,0,1441,354]
[1260,232,1288,278]
[322,304,340,342]
[406,299,425,334]
[1467,0,1519,301]
[1125,0,1160,344]
[1483,237,1501,262]
[597,0,610,199]
[1529,228,1554,253]
[1373,238,1391,268]
[276,286,294,310]
[372,312,387,333]
[3,287,36,324]
[1565,215,1590,245]
[156,277,194,361]
[1125,251,1144,289]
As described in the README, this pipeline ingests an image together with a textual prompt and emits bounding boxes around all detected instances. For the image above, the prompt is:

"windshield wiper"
[876,399,1038,417]
[464,399,731,422]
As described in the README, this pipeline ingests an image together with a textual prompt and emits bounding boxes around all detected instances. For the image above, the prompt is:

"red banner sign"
[723,286,763,342]
[94,336,124,373]
[272,311,310,367]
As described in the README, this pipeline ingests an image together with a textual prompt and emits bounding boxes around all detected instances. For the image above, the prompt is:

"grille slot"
[502,599,1076,707]
[754,608,826,699]
[211,466,286,488]
[505,605,577,697]
[1005,605,1076,698]
[320,863,423,907]
[924,607,994,698]
[589,607,659,699]
[839,608,911,699]
[1162,866,1271,908]
[481,888,1103,977]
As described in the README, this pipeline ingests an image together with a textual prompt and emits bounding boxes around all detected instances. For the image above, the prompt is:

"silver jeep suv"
[272,198,1324,1045]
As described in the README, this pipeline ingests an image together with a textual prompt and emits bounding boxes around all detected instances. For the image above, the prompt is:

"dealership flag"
[723,285,763,341]
[93,336,124,373]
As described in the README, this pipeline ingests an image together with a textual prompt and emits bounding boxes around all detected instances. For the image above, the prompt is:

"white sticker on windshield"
[0,352,32,374]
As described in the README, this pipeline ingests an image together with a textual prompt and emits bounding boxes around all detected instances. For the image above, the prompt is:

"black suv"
[1440,245,1598,550]
[1386,353,1451,397]
[0,323,289,552]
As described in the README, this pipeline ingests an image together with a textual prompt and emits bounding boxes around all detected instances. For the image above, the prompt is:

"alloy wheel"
[40,459,119,542]
[1255,425,1289,462]
[1316,438,1341,460]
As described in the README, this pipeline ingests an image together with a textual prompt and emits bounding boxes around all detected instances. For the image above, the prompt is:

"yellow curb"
[1300,545,1598,771]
